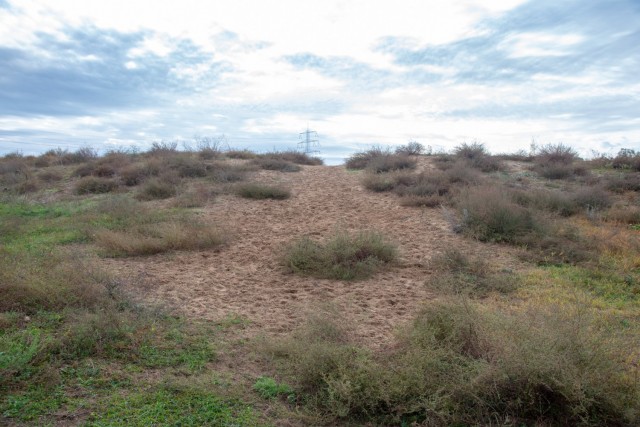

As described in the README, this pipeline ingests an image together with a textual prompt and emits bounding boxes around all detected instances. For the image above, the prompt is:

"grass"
[283,230,397,280]
[235,183,291,200]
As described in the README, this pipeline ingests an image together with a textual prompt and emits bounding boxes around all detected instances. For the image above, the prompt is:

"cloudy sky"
[0,0,638,163]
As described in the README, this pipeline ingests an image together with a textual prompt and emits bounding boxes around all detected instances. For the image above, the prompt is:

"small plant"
[283,230,397,280]
[225,149,257,159]
[235,183,291,200]
[253,377,294,400]
[260,151,323,165]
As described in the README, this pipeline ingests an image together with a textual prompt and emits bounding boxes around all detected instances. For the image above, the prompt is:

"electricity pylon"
[298,127,320,155]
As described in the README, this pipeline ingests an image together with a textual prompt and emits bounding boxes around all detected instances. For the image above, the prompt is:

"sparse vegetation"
[2,142,640,426]
[235,183,291,200]
[268,299,639,425]
[283,230,397,280]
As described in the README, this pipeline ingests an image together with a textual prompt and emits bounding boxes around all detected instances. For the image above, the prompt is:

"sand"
[102,158,518,346]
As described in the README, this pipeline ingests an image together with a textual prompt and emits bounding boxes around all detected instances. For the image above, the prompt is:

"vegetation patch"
[267,300,640,425]
[235,183,291,200]
[283,230,397,280]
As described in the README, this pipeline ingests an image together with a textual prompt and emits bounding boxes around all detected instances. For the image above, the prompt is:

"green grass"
[253,376,294,400]
[88,386,260,426]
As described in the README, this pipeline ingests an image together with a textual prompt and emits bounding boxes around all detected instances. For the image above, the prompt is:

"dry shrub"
[605,205,640,224]
[172,185,215,208]
[269,300,639,425]
[456,186,538,243]
[453,142,503,172]
[135,177,177,200]
[283,230,397,280]
[208,161,251,183]
[225,149,257,159]
[399,194,444,207]
[119,160,162,186]
[37,170,63,183]
[611,148,640,170]
[94,221,226,256]
[74,177,119,195]
[511,188,580,217]
[428,249,516,296]
[605,173,640,193]
[260,151,323,165]
[165,156,209,178]
[60,147,98,164]
[395,141,426,156]
[147,140,178,156]
[535,143,579,165]
[15,179,39,194]
[361,171,418,193]
[195,136,224,159]
[252,158,301,172]
[0,159,30,185]
[345,146,386,170]
[235,183,291,200]
[572,186,613,210]
[366,153,416,173]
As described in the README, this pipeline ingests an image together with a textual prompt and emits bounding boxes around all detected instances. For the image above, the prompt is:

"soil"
[102,157,521,347]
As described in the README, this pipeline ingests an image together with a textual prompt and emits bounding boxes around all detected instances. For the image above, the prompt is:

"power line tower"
[298,127,320,155]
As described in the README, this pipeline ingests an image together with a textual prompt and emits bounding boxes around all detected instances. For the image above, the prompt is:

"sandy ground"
[102,158,519,346]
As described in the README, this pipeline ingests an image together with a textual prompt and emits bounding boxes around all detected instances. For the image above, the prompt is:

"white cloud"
[502,32,584,58]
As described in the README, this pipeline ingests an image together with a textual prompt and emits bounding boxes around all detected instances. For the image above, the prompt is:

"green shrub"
[74,177,119,195]
[253,377,294,400]
[208,162,251,183]
[235,183,291,200]
[283,230,397,280]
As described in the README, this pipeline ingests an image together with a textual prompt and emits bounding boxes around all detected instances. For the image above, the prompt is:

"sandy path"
[102,159,515,345]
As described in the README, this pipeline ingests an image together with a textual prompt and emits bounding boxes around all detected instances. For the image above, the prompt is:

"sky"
[0,0,639,163]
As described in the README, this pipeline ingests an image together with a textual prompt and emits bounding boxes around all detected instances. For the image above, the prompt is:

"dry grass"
[94,221,227,257]
[234,183,291,200]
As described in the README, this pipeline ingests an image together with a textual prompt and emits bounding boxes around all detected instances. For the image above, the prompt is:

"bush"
[268,300,640,425]
[361,173,398,192]
[235,183,290,200]
[208,162,250,183]
[451,142,503,172]
[345,147,386,170]
[572,187,613,210]
[74,177,119,195]
[166,156,209,178]
[135,178,177,200]
[511,188,580,217]
[252,158,301,172]
[225,149,257,159]
[37,170,63,183]
[261,151,323,165]
[61,147,98,164]
[605,173,640,193]
[611,148,640,170]
[366,153,416,173]
[148,140,178,156]
[535,143,579,165]
[394,141,425,156]
[194,136,224,159]
[605,205,640,224]
[428,249,517,296]
[456,186,538,243]
[283,230,397,280]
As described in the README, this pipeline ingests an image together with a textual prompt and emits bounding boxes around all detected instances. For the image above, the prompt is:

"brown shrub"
[225,149,257,159]
[74,177,119,195]
[135,178,177,200]
[261,151,323,165]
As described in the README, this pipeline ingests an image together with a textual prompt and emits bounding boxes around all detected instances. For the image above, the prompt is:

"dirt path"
[103,159,517,346]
